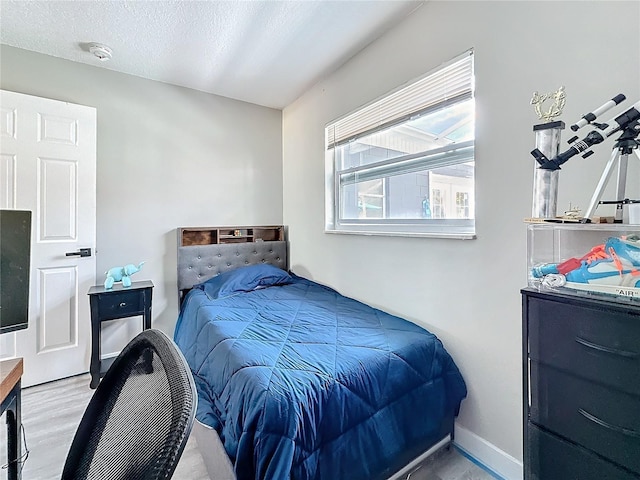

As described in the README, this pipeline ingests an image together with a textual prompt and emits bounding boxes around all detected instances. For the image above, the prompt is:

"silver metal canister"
[532,121,565,218]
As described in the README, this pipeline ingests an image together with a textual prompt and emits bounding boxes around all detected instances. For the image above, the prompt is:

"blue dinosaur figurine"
[104,262,145,289]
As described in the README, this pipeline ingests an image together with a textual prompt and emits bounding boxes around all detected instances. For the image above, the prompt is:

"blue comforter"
[174,272,466,480]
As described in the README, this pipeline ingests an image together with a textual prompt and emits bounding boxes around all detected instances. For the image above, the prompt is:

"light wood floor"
[401,448,498,480]
[2,374,497,480]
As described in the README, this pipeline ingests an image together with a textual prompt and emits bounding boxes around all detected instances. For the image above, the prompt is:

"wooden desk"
[1,357,23,480]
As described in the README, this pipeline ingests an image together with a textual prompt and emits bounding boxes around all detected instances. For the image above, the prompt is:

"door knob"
[65,248,92,257]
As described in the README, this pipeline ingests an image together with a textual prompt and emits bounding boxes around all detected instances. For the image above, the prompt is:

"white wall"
[0,45,283,350]
[282,1,640,477]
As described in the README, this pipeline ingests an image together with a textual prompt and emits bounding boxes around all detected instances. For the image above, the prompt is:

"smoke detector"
[88,43,112,61]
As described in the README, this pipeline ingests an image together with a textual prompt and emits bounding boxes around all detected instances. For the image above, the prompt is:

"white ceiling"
[0,0,423,109]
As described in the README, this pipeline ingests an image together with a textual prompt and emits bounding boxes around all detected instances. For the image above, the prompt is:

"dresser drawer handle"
[575,336,639,358]
[578,408,640,439]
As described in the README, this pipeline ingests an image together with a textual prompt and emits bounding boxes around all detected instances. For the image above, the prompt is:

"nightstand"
[87,280,154,388]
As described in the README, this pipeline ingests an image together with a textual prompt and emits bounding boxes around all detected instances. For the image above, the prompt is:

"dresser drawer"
[528,296,640,396]
[527,423,640,480]
[530,362,640,473]
[96,290,145,320]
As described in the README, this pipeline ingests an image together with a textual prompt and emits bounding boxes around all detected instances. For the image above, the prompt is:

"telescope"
[531,100,640,170]
[570,94,626,131]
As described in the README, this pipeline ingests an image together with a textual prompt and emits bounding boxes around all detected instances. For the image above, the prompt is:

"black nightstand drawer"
[527,424,640,480]
[530,362,640,473]
[97,290,144,319]
[528,296,640,396]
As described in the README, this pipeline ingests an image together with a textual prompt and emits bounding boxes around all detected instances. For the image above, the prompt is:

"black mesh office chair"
[61,329,197,480]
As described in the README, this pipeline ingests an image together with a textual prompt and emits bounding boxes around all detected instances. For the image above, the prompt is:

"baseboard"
[453,423,523,480]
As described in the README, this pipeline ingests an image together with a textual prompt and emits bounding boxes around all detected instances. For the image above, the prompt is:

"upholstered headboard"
[176,226,287,303]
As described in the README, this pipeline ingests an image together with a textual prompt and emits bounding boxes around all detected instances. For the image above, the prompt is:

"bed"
[174,228,467,480]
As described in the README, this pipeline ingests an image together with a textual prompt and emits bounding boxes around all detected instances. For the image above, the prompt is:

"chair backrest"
[61,329,197,480]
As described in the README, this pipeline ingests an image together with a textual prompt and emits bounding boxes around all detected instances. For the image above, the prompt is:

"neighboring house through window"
[325,50,475,238]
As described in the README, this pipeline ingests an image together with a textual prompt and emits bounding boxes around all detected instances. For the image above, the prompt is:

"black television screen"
[0,209,32,334]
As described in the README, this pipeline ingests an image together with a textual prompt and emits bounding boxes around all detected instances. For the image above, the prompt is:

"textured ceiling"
[0,0,423,109]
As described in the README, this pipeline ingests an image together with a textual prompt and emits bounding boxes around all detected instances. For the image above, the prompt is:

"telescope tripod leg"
[613,152,629,222]
[582,149,621,221]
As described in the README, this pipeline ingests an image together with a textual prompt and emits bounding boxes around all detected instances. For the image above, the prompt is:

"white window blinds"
[326,50,474,149]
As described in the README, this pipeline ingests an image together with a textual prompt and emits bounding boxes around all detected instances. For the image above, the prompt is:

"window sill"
[324,229,476,240]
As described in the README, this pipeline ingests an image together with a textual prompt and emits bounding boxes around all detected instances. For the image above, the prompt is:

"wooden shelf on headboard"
[178,225,284,246]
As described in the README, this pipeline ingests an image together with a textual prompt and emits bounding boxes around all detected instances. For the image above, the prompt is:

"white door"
[0,90,96,387]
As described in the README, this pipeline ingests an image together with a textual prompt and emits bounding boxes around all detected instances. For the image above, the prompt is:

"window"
[325,51,475,238]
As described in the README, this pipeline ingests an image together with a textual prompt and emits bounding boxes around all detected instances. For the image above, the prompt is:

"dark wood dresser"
[522,288,640,480]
